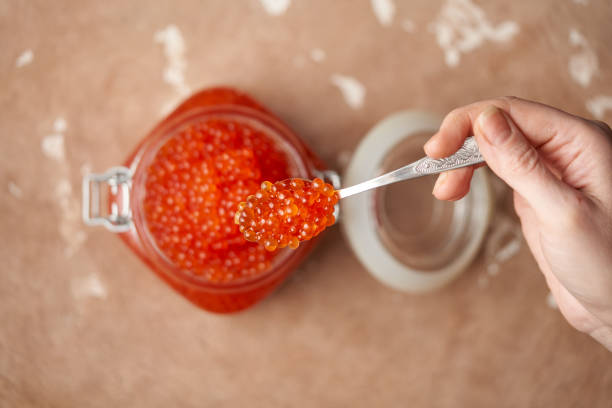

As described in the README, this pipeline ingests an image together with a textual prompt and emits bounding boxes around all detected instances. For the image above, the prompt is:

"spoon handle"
[337,137,484,199]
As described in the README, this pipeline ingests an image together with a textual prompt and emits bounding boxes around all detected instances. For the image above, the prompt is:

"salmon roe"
[143,119,291,283]
[235,178,339,251]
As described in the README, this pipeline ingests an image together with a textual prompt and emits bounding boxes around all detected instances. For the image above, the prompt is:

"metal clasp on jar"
[82,166,133,232]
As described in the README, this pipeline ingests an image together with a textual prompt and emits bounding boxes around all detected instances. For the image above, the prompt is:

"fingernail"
[432,172,448,195]
[477,106,511,145]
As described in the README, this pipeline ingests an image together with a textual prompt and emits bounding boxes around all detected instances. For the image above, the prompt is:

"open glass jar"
[83,88,337,313]
[341,111,492,292]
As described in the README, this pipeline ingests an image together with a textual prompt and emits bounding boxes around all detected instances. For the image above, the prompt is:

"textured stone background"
[1,1,612,406]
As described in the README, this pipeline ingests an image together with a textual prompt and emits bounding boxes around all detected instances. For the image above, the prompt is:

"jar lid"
[340,111,492,292]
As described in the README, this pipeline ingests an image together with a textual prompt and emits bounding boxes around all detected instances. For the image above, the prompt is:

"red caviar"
[143,119,291,283]
[235,178,339,250]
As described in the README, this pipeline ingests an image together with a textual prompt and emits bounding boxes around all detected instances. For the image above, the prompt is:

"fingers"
[432,167,474,201]
[425,96,591,157]
[474,105,576,223]
[424,109,474,158]
[425,96,606,208]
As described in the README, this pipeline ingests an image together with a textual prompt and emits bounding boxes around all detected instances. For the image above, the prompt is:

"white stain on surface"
[310,48,326,63]
[159,94,186,115]
[259,0,291,16]
[41,117,67,161]
[41,117,88,257]
[53,117,67,133]
[586,95,612,119]
[546,292,558,309]
[568,28,598,87]
[495,238,521,263]
[430,0,519,67]
[486,263,500,276]
[330,74,366,110]
[572,0,589,5]
[56,179,87,257]
[8,181,23,199]
[487,217,521,261]
[71,273,107,299]
[483,214,522,283]
[401,19,416,33]
[15,49,34,68]
[155,25,189,95]
[371,0,395,26]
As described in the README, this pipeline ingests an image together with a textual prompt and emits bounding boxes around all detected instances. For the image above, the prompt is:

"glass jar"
[83,88,337,313]
[341,111,492,292]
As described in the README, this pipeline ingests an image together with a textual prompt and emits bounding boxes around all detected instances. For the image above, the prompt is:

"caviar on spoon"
[234,178,339,251]
[235,137,486,251]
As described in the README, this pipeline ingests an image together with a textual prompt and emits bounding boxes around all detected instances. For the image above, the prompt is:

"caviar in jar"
[143,118,295,283]
[83,88,335,313]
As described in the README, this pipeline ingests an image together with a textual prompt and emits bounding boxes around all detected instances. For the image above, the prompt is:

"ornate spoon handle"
[413,136,483,175]
[337,137,484,199]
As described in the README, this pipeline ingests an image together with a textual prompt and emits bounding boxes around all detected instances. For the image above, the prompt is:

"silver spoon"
[337,137,484,199]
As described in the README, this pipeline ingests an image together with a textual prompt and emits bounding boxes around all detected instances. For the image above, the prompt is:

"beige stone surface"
[2,0,612,406]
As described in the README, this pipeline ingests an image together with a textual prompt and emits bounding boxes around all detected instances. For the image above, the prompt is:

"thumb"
[474,105,575,223]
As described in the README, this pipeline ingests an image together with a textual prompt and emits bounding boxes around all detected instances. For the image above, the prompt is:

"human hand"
[424,97,612,351]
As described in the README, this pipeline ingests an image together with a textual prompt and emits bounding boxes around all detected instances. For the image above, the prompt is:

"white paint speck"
[430,0,519,67]
[546,291,558,309]
[71,273,107,299]
[310,48,326,63]
[15,49,34,68]
[586,95,612,119]
[477,275,489,288]
[486,263,500,276]
[371,0,395,26]
[53,117,67,133]
[8,181,23,199]
[40,117,87,257]
[56,179,87,257]
[259,0,291,16]
[63,230,86,258]
[159,94,185,115]
[568,28,598,87]
[401,19,416,33]
[495,238,521,263]
[42,117,67,161]
[41,134,65,161]
[56,178,72,197]
[485,214,522,277]
[330,74,366,110]
[154,25,189,95]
